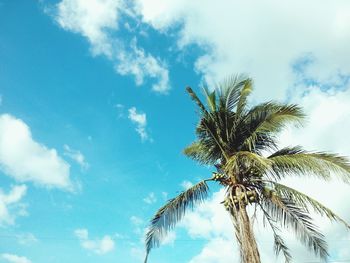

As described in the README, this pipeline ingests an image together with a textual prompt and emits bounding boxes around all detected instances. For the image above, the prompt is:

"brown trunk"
[231,205,261,263]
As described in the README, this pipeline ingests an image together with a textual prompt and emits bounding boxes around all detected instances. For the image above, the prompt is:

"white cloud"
[0,114,72,190]
[63,144,89,170]
[181,189,233,240]
[74,228,115,254]
[143,192,156,204]
[116,38,169,93]
[56,0,120,57]
[128,107,150,141]
[135,0,350,101]
[54,0,170,92]
[1,253,31,263]
[160,230,176,246]
[189,238,235,263]
[0,185,27,226]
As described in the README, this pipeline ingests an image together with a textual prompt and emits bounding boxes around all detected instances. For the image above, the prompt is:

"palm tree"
[144,76,350,263]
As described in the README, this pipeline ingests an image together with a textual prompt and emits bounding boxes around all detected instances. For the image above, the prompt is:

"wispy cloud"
[128,107,150,141]
[0,114,73,190]
[63,144,89,170]
[74,228,115,255]
[116,38,169,93]
[16,233,38,246]
[143,192,156,204]
[53,0,170,93]
[0,185,27,226]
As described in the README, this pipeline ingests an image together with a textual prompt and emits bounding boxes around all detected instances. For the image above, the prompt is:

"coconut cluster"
[212,172,226,181]
[222,190,259,210]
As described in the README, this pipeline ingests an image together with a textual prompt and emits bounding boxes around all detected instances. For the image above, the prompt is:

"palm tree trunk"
[231,205,261,263]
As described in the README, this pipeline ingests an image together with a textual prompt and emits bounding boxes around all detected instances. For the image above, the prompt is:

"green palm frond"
[261,191,329,260]
[236,78,253,118]
[220,75,246,112]
[183,141,221,165]
[144,181,210,263]
[203,87,217,112]
[266,180,350,229]
[239,103,304,152]
[186,86,208,114]
[259,204,292,263]
[225,151,270,180]
[268,147,350,182]
[196,116,229,161]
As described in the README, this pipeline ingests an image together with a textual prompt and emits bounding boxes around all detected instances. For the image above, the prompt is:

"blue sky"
[1,1,350,263]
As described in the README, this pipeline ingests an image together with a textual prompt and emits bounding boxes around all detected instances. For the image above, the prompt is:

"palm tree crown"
[144,76,350,263]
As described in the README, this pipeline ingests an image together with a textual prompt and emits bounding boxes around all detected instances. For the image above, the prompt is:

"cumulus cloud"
[135,0,350,101]
[0,185,27,226]
[1,253,31,263]
[54,0,170,92]
[128,107,150,141]
[0,114,72,190]
[63,144,89,170]
[74,228,115,254]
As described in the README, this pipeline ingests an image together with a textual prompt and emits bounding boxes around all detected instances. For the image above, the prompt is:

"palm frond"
[186,86,208,114]
[268,147,350,182]
[196,116,229,161]
[236,78,253,118]
[144,181,210,263]
[261,191,329,260]
[220,75,246,112]
[259,204,292,263]
[183,141,221,165]
[239,103,304,152]
[266,180,350,229]
[203,87,217,112]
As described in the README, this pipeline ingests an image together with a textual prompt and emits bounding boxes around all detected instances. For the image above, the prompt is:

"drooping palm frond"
[144,181,210,263]
[261,190,329,260]
[237,103,305,152]
[259,204,292,263]
[265,180,350,229]
[268,147,350,182]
